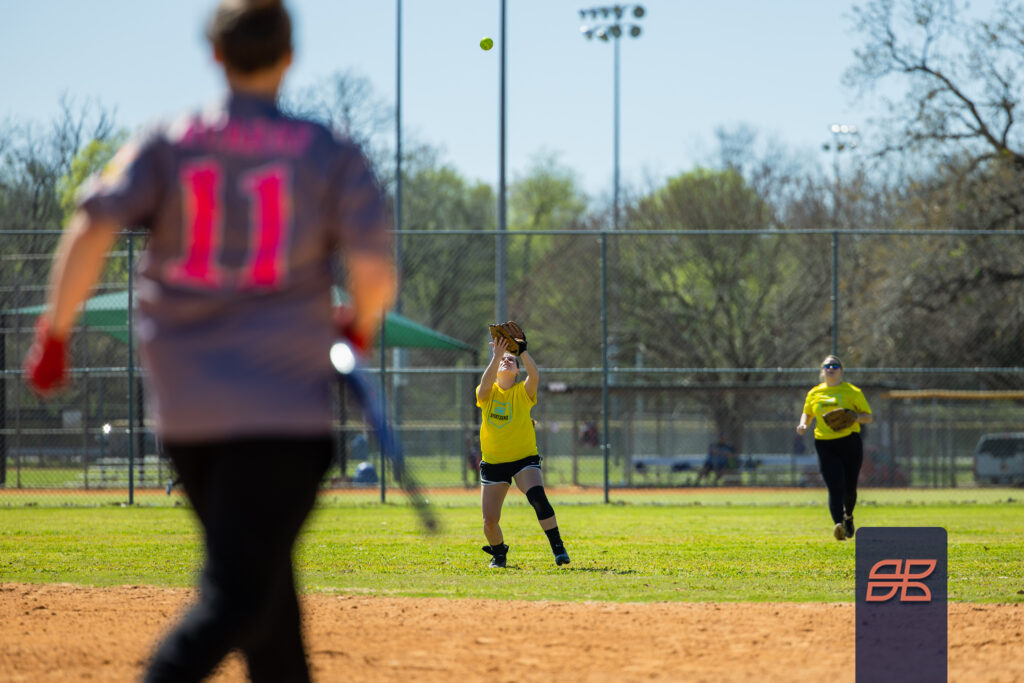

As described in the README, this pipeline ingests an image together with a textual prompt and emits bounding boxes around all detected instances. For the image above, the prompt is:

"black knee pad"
[525,486,555,520]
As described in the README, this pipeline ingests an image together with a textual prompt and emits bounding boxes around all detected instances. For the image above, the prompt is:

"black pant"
[814,433,863,524]
[145,437,332,683]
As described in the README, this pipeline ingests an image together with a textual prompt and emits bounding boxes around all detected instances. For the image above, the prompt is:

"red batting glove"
[333,305,372,355]
[23,316,69,397]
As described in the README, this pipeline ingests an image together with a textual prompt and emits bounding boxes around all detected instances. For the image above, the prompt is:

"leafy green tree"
[56,132,128,223]
[505,152,590,327]
[508,151,588,231]
[398,149,495,348]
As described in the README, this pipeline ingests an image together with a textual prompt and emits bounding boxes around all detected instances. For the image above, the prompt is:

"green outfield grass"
[1,489,1021,603]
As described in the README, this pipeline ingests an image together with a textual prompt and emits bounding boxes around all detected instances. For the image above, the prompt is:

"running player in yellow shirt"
[475,336,569,568]
[797,355,873,541]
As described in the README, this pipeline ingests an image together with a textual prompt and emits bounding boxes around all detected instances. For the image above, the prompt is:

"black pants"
[145,437,332,683]
[814,433,863,524]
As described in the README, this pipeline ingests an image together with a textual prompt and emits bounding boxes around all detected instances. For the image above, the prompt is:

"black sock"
[491,543,507,555]
[544,527,564,554]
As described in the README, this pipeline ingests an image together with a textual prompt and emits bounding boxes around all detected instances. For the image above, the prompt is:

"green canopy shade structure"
[7,288,473,352]
[7,290,134,343]
[330,287,472,351]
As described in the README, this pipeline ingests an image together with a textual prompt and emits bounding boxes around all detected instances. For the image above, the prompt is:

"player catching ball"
[796,355,873,541]
[475,322,570,568]
[23,1,397,680]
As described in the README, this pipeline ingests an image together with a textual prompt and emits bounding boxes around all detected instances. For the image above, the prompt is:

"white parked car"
[973,433,1024,485]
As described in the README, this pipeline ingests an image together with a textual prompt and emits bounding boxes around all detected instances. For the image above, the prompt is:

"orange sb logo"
[866,559,936,602]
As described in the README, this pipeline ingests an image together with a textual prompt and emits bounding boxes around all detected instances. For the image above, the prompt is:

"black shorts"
[479,455,542,486]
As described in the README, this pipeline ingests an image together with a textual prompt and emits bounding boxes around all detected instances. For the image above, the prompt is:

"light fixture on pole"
[579,4,645,231]
[822,123,859,217]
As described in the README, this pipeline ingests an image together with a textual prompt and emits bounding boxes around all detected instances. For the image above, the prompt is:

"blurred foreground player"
[23,1,396,680]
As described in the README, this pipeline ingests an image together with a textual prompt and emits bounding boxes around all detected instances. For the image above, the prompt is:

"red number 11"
[168,159,291,289]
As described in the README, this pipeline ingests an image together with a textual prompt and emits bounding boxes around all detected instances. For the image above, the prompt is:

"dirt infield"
[2,584,1021,682]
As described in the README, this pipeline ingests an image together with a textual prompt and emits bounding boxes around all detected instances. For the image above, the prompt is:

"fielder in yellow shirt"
[475,334,569,569]
[797,354,873,542]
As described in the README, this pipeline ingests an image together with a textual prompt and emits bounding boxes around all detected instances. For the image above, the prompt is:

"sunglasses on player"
[823,363,841,370]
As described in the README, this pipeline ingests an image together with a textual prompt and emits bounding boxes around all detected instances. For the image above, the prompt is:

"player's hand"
[333,305,372,355]
[490,336,509,357]
[796,424,807,435]
[23,315,69,398]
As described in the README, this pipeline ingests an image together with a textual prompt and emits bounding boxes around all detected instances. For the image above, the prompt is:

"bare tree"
[283,70,394,181]
[840,0,1024,378]
[845,0,1024,165]
[0,94,116,229]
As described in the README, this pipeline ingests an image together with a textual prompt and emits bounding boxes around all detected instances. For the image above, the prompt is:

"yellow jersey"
[476,381,538,464]
[803,381,872,440]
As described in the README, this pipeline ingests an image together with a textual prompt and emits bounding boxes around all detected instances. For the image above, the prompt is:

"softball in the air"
[480,37,493,51]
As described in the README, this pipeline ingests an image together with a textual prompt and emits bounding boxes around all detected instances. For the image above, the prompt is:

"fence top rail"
[6,366,1024,379]
[4,227,1024,237]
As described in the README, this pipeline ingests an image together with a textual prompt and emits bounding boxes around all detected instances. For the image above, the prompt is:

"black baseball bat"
[330,341,438,533]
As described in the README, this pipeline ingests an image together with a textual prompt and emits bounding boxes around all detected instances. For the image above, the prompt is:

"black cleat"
[554,551,571,566]
[483,544,509,569]
[844,516,855,539]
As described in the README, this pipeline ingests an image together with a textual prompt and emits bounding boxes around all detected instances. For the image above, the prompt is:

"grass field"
[1,487,1021,604]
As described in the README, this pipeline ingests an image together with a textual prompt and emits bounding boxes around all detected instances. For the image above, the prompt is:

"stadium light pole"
[496,0,508,323]
[394,0,403,312]
[580,5,645,502]
[821,123,859,356]
[579,4,645,231]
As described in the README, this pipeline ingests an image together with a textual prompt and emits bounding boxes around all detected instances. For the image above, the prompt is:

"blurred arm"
[796,413,813,435]
[44,210,122,339]
[343,251,398,346]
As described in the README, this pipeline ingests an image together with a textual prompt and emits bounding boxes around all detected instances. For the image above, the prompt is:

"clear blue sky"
[0,1,999,199]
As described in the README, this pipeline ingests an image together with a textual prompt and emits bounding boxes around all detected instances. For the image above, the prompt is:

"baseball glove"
[822,408,858,431]
[488,321,528,356]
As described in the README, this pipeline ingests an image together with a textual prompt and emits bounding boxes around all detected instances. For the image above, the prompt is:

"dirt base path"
[2,583,1021,682]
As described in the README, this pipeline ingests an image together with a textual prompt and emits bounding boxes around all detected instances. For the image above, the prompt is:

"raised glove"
[23,315,69,397]
[822,408,858,431]
[488,321,527,356]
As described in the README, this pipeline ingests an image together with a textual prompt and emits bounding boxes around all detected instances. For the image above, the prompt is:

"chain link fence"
[4,228,1024,506]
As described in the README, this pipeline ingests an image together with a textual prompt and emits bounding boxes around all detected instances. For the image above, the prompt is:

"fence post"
[13,288,22,489]
[81,311,90,489]
[601,231,610,503]
[379,317,387,504]
[0,314,6,487]
[127,235,135,505]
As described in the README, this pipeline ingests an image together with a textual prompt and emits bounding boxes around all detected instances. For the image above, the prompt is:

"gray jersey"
[79,92,391,441]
